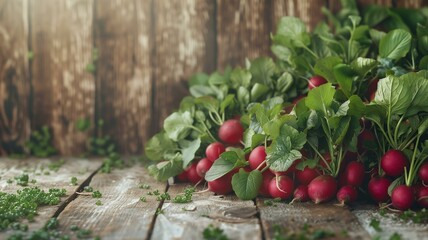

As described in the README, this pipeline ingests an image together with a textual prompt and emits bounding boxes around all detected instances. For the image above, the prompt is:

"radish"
[415,185,428,208]
[308,76,327,89]
[249,146,267,170]
[381,150,408,177]
[208,173,233,195]
[259,171,275,197]
[368,177,391,203]
[418,162,428,183]
[391,185,414,210]
[367,78,379,100]
[357,130,375,152]
[205,142,226,162]
[336,185,358,205]
[296,167,319,185]
[176,171,188,182]
[196,158,213,177]
[218,119,244,145]
[308,175,338,204]
[291,185,309,203]
[186,163,202,184]
[268,175,294,200]
[344,161,365,187]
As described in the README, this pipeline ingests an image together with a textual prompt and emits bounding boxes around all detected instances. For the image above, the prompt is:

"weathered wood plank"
[272,0,327,32]
[151,183,262,240]
[30,0,95,155]
[94,0,152,154]
[0,0,31,155]
[216,0,271,70]
[395,0,428,8]
[257,199,370,239]
[153,0,216,131]
[353,205,428,240]
[57,164,167,239]
[0,157,102,237]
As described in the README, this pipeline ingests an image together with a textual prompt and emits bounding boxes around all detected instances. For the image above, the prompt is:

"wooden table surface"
[1,158,427,240]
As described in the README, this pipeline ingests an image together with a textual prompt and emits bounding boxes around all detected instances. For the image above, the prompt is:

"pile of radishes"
[175,75,428,211]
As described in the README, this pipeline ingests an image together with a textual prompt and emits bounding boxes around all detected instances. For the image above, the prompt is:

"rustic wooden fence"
[0,0,426,155]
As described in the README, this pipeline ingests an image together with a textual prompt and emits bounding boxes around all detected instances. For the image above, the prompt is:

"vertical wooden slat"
[30,0,95,155]
[94,0,152,154]
[358,0,393,6]
[395,0,428,7]
[153,0,216,130]
[0,0,30,155]
[272,0,327,32]
[216,0,271,70]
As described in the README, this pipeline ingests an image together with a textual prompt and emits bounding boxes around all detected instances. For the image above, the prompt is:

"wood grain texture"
[272,0,327,32]
[30,0,95,155]
[353,205,428,239]
[151,183,262,240]
[395,0,428,7]
[0,157,102,237]
[153,0,216,131]
[257,199,370,239]
[0,0,30,154]
[57,164,167,239]
[217,0,271,70]
[94,0,152,154]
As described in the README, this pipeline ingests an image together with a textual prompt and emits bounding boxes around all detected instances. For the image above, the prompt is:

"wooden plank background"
[1,0,427,155]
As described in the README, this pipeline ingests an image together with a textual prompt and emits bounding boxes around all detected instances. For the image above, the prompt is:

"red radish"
[208,173,233,195]
[196,158,213,177]
[367,78,379,100]
[415,185,428,208]
[292,95,306,104]
[296,167,319,185]
[381,150,408,177]
[368,177,391,203]
[259,171,275,197]
[308,76,327,89]
[308,175,338,204]
[205,142,226,162]
[337,185,358,205]
[418,162,428,183]
[344,161,365,187]
[291,185,309,203]
[268,175,294,200]
[391,185,414,210]
[249,146,267,170]
[176,171,188,182]
[186,163,202,184]
[218,119,244,145]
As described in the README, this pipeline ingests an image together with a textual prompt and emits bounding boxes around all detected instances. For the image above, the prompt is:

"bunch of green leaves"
[25,126,57,157]
[202,225,229,240]
[145,60,303,181]
[366,71,428,185]
[0,187,66,231]
[296,83,365,177]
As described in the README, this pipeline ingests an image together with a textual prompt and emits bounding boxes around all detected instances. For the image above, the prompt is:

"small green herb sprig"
[172,186,196,203]
[203,225,229,240]
[25,126,57,157]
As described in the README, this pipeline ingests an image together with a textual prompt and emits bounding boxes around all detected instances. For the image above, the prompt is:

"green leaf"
[399,71,428,116]
[148,155,183,182]
[379,29,412,60]
[418,118,428,135]
[232,169,262,200]
[231,68,251,88]
[238,86,250,107]
[145,132,178,161]
[276,72,293,93]
[314,56,343,83]
[220,94,235,114]
[243,129,265,149]
[305,83,336,112]
[205,151,246,181]
[276,16,310,47]
[250,83,270,101]
[75,118,91,132]
[333,64,356,98]
[249,57,276,88]
[332,117,351,145]
[266,125,306,172]
[179,138,201,168]
[195,96,219,113]
[374,75,412,116]
[336,95,365,117]
[189,85,216,97]
[163,112,194,141]
[350,57,378,77]
[189,73,209,87]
